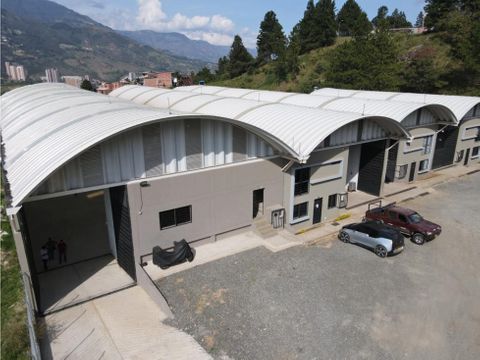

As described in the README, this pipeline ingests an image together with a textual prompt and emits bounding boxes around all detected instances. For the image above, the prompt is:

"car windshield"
[408,213,423,224]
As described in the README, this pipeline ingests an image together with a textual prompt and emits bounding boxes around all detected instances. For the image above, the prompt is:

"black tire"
[412,233,425,245]
[374,245,388,258]
[339,231,350,243]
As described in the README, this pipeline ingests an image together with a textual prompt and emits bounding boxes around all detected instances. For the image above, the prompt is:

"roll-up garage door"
[432,126,458,170]
[358,140,386,196]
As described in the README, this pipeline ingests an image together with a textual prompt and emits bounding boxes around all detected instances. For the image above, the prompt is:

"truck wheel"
[412,233,425,245]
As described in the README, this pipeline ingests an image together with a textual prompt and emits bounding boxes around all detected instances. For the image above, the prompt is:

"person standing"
[40,246,49,271]
[46,237,56,261]
[58,240,67,264]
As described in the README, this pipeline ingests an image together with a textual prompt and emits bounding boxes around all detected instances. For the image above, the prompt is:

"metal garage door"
[385,142,398,183]
[358,140,386,196]
[432,126,458,170]
[110,186,136,281]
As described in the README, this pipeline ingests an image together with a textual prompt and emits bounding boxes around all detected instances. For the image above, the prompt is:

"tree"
[415,11,424,27]
[313,0,337,47]
[388,9,412,28]
[371,6,389,28]
[80,79,94,91]
[285,24,301,75]
[228,35,254,78]
[257,11,287,65]
[216,56,229,77]
[194,67,215,84]
[336,0,372,36]
[326,28,402,90]
[298,0,317,53]
[424,0,459,29]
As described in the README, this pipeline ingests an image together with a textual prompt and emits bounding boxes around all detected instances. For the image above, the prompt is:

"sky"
[52,0,426,48]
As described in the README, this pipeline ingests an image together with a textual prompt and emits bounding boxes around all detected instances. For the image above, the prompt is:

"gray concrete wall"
[22,192,110,272]
[455,118,480,166]
[395,125,438,182]
[286,147,349,233]
[126,158,285,255]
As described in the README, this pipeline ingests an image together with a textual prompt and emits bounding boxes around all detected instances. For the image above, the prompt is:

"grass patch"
[1,216,30,359]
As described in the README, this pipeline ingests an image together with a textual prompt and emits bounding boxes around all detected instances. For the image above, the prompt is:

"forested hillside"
[198,0,479,96]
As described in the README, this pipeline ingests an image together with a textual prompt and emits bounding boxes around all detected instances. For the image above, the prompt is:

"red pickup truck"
[364,202,442,245]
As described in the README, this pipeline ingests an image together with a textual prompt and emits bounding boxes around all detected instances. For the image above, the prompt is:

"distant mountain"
[1,0,209,81]
[119,30,257,64]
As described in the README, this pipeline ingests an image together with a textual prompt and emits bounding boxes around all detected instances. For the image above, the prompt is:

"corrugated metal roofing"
[173,85,457,124]
[111,85,410,159]
[1,84,407,207]
[312,88,480,120]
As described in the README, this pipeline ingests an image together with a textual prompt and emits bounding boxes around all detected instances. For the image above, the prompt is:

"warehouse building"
[2,84,410,313]
[165,85,479,183]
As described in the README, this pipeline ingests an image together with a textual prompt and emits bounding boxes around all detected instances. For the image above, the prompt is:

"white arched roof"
[2,84,410,207]
[111,85,410,157]
[311,88,480,121]
[172,85,457,125]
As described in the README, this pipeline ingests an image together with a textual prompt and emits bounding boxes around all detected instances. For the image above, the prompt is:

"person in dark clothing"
[58,240,67,264]
[40,246,49,271]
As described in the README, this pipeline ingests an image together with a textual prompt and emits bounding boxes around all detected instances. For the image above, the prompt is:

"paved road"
[157,172,480,360]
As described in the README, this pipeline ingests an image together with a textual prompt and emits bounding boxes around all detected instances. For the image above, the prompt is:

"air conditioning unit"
[348,181,357,192]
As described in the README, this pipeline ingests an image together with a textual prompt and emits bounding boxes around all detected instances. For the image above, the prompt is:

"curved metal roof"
[111,85,410,158]
[172,85,457,125]
[2,84,317,207]
[311,88,480,121]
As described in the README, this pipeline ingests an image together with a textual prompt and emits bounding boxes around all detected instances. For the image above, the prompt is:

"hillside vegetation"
[212,33,477,95]
[204,0,479,97]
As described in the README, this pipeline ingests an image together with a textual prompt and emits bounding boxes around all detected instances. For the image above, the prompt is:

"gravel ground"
[157,172,480,360]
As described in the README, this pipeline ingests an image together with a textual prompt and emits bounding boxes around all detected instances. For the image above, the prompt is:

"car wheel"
[339,231,350,243]
[412,233,425,245]
[374,245,388,258]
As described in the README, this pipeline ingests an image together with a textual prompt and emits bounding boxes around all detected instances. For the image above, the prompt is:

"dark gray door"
[110,186,136,281]
[313,198,322,224]
[358,140,387,196]
[409,162,416,182]
[464,148,470,165]
[252,189,264,218]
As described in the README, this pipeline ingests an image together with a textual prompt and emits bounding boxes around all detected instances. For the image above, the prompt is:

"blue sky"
[53,0,426,47]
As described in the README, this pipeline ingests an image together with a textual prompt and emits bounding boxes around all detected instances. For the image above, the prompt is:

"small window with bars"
[293,202,308,220]
[328,194,337,209]
[159,205,192,230]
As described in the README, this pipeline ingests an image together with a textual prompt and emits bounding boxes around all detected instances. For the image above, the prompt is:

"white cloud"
[184,31,234,46]
[135,0,236,45]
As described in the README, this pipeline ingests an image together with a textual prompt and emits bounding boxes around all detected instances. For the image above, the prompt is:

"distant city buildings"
[96,81,123,95]
[62,75,84,88]
[45,68,60,83]
[5,62,27,81]
[143,72,174,88]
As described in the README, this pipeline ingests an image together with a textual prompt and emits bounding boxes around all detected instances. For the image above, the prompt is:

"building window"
[328,194,337,209]
[293,202,308,220]
[418,159,429,173]
[294,168,310,196]
[472,146,479,158]
[422,136,433,155]
[159,205,192,230]
[396,164,408,179]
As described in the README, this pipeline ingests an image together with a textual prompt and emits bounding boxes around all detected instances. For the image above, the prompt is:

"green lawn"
[1,215,30,359]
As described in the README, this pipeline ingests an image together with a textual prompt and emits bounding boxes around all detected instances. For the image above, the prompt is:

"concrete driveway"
[157,172,480,360]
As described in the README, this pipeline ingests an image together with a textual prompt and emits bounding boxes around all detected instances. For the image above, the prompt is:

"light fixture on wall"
[140,181,150,187]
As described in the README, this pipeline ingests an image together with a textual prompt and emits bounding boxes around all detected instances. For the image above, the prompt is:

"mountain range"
[1,0,211,81]
[119,30,256,64]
